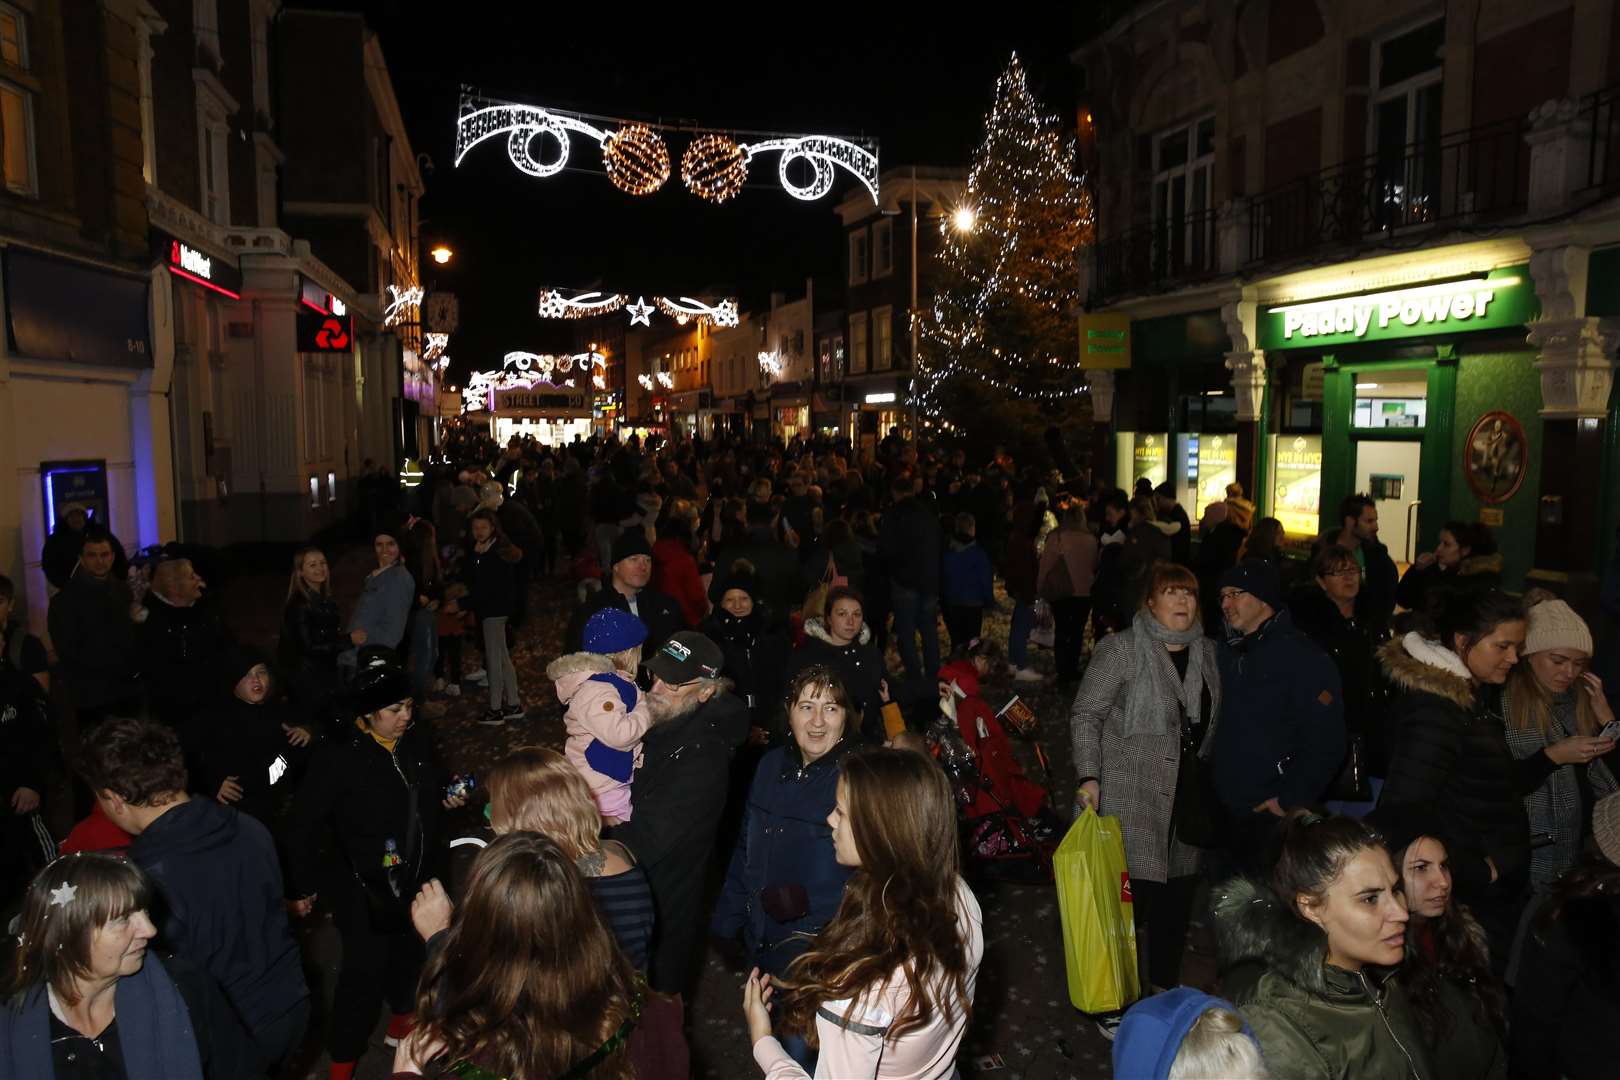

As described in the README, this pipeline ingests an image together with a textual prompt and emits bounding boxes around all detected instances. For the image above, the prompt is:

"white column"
[130,265,177,547]
[1222,298,1267,422]
[1087,368,1116,422]
[1525,99,1596,217]
[1528,243,1618,418]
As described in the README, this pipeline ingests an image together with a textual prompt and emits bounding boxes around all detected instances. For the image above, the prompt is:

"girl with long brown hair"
[392,832,687,1080]
[741,748,982,1079]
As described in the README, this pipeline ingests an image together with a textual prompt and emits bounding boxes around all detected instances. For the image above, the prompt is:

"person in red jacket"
[652,500,707,628]
[937,641,1046,819]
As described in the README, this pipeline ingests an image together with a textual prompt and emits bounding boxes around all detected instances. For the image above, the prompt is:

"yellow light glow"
[431,246,453,265]
[952,206,977,232]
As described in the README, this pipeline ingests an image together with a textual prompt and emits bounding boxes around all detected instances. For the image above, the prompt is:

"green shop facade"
[1090,237,1620,593]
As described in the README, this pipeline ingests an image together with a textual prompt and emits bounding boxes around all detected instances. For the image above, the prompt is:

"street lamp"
[431,245,454,265]
[952,206,977,233]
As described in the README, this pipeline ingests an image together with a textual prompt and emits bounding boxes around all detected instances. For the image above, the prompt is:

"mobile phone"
[444,773,475,801]
[1601,721,1620,742]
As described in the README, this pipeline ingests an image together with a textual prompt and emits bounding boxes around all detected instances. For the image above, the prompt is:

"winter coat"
[185,696,312,830]
[1036,525,1099,600]
[1405,917,1507,1080]
[707,531,807,630]
[878,497,944,596]
[1344,536,1400,635]
[942,659,1046,820]
[284,724,450,925]
[1161,502,1193,566]
[700,607,790,727]
[1288,585,1394,774]
[1511,890,1620,1080]
[1396,554,1505,620]
[128,798,309,1037]
[1002,504,1040,604]
[277,590,343,707]
[1211,610,1346,815]
[347,563,415,650]
[609,691,749,995]
[567,583,687,660]
[1213,875,1434,1080]
[0,652,54,809]
[941,538,995,607]
[652,536,707,627]
[137,596,229,728]
[1119,521,1171,612]
[464,540,520,621]
[1502,687,1619,887]
[1071,626,1221,882]
[1377,634,1554,900]
[549,652,653,821]
[786,619,886,742]
[47,573,140,710]
[711,740,854,975]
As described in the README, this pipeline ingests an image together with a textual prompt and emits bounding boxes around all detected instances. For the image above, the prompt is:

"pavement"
[216,547,1215,1079]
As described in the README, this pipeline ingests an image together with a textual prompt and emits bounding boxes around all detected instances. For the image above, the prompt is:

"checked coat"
[1069,626,1221,882]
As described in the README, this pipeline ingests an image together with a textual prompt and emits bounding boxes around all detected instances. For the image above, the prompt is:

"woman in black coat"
[700,565,791,744]
[189,647,315,832]
[278,546,345,734]
[284,654,466,1077]
[1396,521,1503,623]
[784,585,891,744]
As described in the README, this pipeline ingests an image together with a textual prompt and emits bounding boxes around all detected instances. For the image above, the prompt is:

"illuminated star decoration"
[50,882,77,907]
[455,93,879,205]
[627,297,654,326]
[537,288,737,328]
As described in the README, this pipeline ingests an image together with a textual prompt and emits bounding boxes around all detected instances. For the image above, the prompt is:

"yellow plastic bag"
[1054,806,1140,1013]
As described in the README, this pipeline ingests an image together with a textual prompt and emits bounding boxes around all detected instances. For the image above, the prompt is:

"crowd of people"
[2,423,1620,1079]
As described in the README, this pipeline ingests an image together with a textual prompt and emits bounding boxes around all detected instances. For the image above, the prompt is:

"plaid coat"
[1504,690,1618,887]
[1069,626,1221,882]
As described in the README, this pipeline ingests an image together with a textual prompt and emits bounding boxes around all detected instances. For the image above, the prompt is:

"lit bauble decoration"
[681,134,749,204]
[602,124,670,196]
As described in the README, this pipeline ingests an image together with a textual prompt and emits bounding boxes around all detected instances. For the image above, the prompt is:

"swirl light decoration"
[537,288,737,327]
[536,290,625,319]
[455,94,878,205]
[656,296,739,328]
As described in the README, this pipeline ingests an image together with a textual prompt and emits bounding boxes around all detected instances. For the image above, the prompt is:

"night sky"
[300,4,1110,383]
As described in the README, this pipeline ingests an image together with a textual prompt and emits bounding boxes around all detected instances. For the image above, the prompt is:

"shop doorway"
[1354,440,1423,566]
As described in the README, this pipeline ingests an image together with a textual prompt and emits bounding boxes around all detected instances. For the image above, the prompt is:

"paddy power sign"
[1258,266,1535,351]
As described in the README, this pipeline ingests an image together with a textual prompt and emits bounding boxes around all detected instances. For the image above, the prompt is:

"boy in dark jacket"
[941,512,995,651]
[187,647,315,832]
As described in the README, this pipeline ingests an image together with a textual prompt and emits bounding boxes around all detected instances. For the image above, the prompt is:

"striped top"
[589,863,656,971]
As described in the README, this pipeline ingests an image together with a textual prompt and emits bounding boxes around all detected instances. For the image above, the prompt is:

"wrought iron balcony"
[1089,205,1220,303]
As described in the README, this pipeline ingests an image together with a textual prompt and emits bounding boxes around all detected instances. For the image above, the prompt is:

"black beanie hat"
[348,649,412,717]
[611,529,653,566]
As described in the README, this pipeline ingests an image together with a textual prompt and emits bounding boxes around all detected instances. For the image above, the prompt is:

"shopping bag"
[1053,806,1140,1014]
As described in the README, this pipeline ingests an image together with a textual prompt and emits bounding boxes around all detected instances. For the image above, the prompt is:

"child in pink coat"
[546,607,654,823]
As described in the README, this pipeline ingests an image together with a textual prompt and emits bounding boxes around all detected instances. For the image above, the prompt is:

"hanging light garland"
[382,284,424,327]
[536,290,625,319]
[681,133,749,204]
[536,288,738,327]
[655,296,739,327]
[455,93,879,205]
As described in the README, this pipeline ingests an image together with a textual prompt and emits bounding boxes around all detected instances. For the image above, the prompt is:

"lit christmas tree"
[918,53,1094,459]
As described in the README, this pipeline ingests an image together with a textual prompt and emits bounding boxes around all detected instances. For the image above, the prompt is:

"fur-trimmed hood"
[1213,875,1338,996]
[1458,552,1503,578]
[1380,632,1475,709]
[802,617,871,648]
[545,651,617,704]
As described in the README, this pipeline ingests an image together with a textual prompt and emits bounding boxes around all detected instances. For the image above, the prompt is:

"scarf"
[3,953,205,1080]
[1120,610,1208,738]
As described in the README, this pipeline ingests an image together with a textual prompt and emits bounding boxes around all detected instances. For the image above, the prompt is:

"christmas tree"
[919,54,1094,461]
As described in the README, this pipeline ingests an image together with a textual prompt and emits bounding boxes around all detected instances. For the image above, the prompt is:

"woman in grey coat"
[1071,562,1221,1016]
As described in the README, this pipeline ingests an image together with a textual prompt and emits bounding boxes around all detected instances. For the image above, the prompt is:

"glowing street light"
[952,206,977,232]
[430,245,454,265]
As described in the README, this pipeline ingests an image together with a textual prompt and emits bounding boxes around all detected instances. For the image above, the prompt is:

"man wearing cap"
[565,529,686,659]
[1211,559,1346,869]
[610,630,748,997]
[1153,482,1192,566]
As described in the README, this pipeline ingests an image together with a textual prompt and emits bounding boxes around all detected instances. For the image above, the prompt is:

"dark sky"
[302,4,1107,382]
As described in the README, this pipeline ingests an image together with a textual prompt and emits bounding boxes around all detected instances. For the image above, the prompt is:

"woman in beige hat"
[1504,597,1619,888]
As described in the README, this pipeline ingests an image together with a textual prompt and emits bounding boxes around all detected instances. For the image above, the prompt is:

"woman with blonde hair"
[394,832,687,1080]
[279,546,345,730]
[741,748,982,1079]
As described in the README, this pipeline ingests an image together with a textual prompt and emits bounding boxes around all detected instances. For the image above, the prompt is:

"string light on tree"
[602,124,671,196]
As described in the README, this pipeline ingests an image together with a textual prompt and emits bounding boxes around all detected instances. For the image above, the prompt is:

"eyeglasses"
[1219,589,1249,602]
[1323,569,1360,580]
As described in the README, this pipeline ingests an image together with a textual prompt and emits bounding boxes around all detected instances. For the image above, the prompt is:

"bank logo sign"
[1257,267,1535,351]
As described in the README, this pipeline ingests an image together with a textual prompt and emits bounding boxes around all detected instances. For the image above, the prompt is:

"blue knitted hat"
[583,607,648,654]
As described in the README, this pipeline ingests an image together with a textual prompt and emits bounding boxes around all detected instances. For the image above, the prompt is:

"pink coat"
[547,652,653,820]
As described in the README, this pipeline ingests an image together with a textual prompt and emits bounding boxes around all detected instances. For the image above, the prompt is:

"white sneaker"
[465,668,489,685]
[443,683,462,697]
[1013,666,1046,683]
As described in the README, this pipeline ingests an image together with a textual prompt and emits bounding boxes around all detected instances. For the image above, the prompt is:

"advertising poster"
[1132,433,1168,489]
[1195,434,1237,524]
[1272,435,1323,540]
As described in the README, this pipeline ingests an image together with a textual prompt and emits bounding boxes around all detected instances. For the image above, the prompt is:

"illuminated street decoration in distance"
[455,95,878,205]
[637,373,654,390]
[383,284,424,327]
[536,290,624,319]
[537,289,737,327]
[423,333,450,361]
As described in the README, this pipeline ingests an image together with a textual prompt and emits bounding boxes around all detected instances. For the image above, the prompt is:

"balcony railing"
[1248,118,1526,265]
[1580,83,1620,193]
[1090,205,1220,302]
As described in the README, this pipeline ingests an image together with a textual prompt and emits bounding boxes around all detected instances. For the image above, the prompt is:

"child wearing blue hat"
[545,607,654,824]
[1112,988,1269,1079]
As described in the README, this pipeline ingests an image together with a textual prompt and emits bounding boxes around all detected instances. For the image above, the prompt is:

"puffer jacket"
[785,619,886,742]
[548,652,651,816]
[1378,633,1554,899]
[1214,875,1434,1080]
[1395,553,1504,622]
[710,740,853,975]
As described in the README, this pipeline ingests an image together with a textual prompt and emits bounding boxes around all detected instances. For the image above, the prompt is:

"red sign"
[1120,872,1133,905]
[162,237,242,298]
[296,308,353,352]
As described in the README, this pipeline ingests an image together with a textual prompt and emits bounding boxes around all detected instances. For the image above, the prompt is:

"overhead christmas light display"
[637,373,655,390]
[383,284,424,327]
[423,333,450,361]
[503,350,605,376]
[536,288,738,327]
[455,94,879,205]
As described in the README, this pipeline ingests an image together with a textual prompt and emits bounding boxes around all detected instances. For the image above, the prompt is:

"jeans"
[480,616,520,710]
[890,584,941,682]
[1008,600,1036,668]
[407,608,438,703]
[1052,596,1092,682]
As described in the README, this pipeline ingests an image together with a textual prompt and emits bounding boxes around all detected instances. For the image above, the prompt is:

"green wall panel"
[1450,351,1543,589]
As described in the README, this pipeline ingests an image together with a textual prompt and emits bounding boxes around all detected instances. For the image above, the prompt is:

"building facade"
[1077,0,1620,594]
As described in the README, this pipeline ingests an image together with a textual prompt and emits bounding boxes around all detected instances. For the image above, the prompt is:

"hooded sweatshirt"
[187,653,312,829]
[130,798,309,1034]
[548,652,653,821]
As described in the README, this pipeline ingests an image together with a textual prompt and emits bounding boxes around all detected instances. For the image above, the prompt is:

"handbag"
[1172,745,1227,848]
[1324,734,1373,802]
[1038,547,1076,601]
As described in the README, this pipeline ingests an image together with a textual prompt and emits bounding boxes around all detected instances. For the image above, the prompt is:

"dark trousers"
[1133,875,1199,991]
[943,603,984,652]
[329,887,425,1063]
[1051,596,1092,682]
[254,995,311,1074]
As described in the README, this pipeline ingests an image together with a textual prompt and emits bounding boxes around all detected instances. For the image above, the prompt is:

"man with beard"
[609,631,748,997]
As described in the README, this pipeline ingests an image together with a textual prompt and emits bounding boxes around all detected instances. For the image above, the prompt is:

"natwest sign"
[296,308,353,352]
[1259,266,1536,351]
[157,232,242,298]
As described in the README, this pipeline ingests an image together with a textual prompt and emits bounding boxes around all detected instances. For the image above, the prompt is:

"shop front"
[668,389,711,439]
[491,386,594,446]
[770,380,811,441]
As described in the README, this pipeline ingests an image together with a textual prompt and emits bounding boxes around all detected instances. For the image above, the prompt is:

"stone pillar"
[1216,199,1252,275]
[130,265,177,548]
[1222,297,1268,505]
[1087,369,1116,484]
[1526,99,1595,217]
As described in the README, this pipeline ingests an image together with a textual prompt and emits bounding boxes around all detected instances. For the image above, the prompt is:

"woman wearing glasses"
[1289,544,1393,814]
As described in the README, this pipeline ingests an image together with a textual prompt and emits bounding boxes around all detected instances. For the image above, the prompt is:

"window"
[1370,18,1444,227]
[0,3,34,196]
[848,228,869,286]
[873,218,894,277]
[1152,115,1215,275]
[193,0,221,68]
[848,312,869,375]
[200,122,229,224]
[872,306,893,371]
[249,4,271,123]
